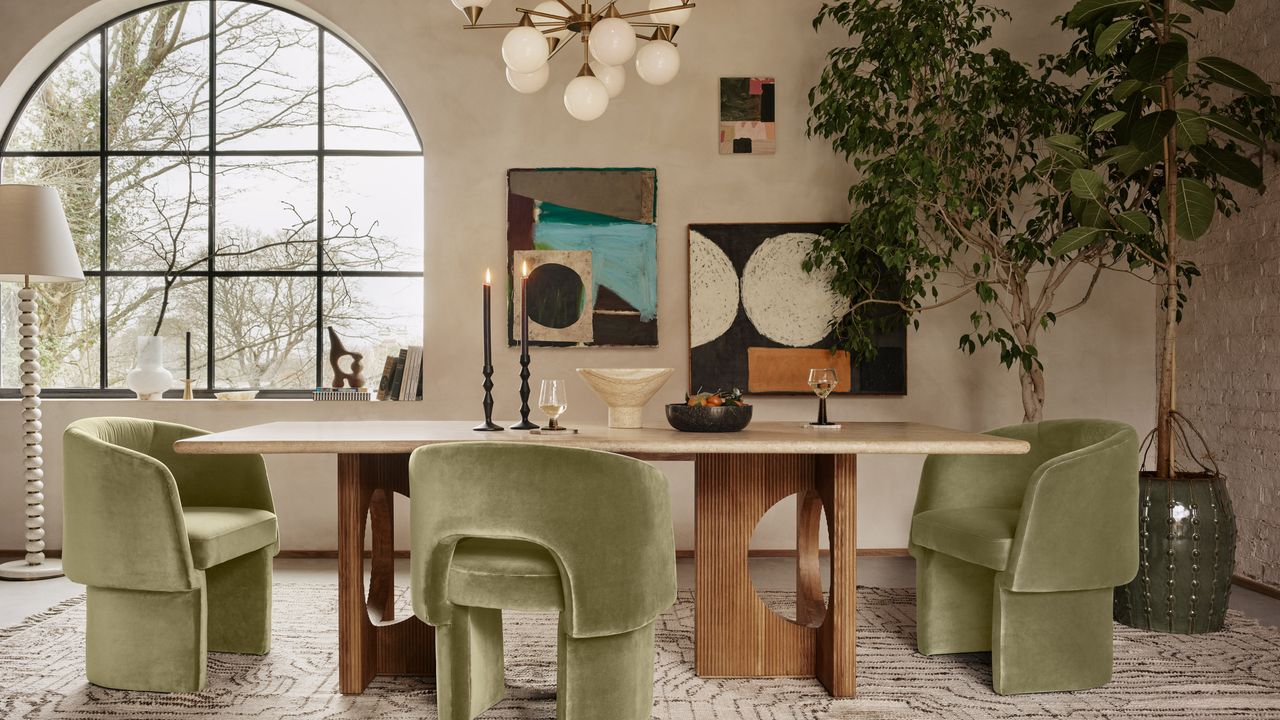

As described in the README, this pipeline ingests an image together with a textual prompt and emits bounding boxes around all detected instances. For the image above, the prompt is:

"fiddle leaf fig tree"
[806,0,1124,423]
[1052,0,1280,478]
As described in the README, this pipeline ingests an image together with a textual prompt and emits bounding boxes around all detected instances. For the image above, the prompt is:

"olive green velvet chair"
[909,419,1139,695]
[62,417,279,693]
[409,442,675,720]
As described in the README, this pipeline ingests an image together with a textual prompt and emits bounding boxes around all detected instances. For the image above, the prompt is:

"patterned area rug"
[2,585,1279,719]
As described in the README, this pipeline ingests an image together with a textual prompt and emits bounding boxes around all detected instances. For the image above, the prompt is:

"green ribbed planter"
[1114,472,1236,634]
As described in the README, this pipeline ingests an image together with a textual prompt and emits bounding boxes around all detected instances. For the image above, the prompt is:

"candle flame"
[485,268,491,285]
[522,260,530,278]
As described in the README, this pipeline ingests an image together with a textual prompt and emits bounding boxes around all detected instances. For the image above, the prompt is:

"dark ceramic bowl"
[665,403,753,433]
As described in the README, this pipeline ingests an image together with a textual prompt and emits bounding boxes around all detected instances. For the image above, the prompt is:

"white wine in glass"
[538,379,568,431]
[808,368,838,426]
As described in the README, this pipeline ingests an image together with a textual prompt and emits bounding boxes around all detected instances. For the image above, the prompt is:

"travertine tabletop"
[173,420,1030,457]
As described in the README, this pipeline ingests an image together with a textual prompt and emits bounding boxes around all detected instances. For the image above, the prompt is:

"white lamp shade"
[564,75,610,121]
[648,0,693,26]
[502,25,550,74]
[506,64,551,94]
[451,0,492,10]
[533,1,572,41]
[589,60,626,98]
[0,185,83,284]
[635,40,680,85]
[589,17,637,66]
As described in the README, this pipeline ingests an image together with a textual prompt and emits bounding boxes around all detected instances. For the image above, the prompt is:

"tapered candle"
[185,331,191,380]
[483,269,492,366]
[520,260,530,355]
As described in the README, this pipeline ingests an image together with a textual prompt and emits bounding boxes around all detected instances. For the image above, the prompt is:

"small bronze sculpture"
[327,326,365,389]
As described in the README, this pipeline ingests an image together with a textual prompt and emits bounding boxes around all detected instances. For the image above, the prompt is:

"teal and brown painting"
[508,168,658,347]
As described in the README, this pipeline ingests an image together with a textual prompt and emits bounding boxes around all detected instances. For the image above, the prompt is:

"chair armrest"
[913,424,1044,518]
[1003,427,1140,592]
[62,428,199,592]
[154,424,275,514]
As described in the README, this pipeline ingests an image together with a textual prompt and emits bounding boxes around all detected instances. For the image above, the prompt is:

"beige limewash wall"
[1181,6,1280,592]
[0,0,1158,555]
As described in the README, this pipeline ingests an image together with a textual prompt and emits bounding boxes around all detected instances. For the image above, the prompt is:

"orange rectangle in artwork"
[747,347,852,393]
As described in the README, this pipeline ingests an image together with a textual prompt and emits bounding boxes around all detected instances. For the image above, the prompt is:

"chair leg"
[86,585,207,692]
[435,605,505,720]
[207,546,274,654]
[556,618,655,720]
[914,549,995,655]
[992,585,1114,695]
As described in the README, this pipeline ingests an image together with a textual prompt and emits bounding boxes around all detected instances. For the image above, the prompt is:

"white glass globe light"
[564,74,610,121]
[589,17,637,66]
[635,40,680,85]
[506,64,550,94]
[648,0,692,26]
[533,1,572,41]
[502,25,550,74]
[589,60,627,98]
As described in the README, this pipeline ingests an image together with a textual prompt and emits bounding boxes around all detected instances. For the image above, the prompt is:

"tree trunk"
[1019,362,1046,424]
[1156,0,1179,479]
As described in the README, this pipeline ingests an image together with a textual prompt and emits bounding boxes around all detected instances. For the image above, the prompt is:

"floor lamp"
[0,185,83,581]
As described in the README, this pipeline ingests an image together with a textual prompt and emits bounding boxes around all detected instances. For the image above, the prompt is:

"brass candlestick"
[182,378,195,400]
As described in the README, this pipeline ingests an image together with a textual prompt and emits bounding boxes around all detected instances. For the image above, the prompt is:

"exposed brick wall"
[1181,5,1280,592]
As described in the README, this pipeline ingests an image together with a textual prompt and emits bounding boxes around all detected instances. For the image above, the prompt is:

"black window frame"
[0,0,425,399]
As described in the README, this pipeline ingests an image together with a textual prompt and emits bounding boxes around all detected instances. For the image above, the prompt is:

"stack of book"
[377,346,423,401]
[312,387,373,401]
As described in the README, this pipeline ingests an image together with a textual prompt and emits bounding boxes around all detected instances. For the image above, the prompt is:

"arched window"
[0,1,424,395]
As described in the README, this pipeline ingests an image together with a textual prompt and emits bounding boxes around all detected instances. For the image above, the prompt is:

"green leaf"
[1192,144,1264,188]
[1095,19,1135,56]
[1203,113,1265,146]
[1129,39,1189,82]
[1130,110,1179,151]
[1052,227,1108,256]
[1113,79,1145,100]
[1067,0,1144,27]
[1160,177,1217,240]
[1116,209,1154,235]
[1070,169,1108,204]
[1092,110,1129,133]
[1197,0,1236,11]
[1046,134,1084,152]
[1175,109,1209,147]
[1103,144,1156,176]
[1197,56,1273,97]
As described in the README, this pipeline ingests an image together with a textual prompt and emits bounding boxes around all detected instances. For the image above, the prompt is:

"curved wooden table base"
[695,453,857,697]
[337,453,434,694]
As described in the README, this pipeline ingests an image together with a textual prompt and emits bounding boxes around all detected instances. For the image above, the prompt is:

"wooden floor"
[3,555,1278,631]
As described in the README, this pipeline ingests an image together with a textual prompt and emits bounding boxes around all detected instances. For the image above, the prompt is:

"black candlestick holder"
[474,364,503,432]
[511,353,538,430]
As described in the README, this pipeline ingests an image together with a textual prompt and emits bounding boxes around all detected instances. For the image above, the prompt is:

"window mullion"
[207,0,217,391]
[98,27,108,390]
[315,27,325,390]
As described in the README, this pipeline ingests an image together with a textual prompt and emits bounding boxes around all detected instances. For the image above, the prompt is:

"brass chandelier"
[451,1,696,121]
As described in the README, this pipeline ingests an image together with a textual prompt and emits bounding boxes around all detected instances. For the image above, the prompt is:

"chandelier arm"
[463,22,529,29]
[540,24,572,34]
[517,7,575,21]
[615,3,695,20]
[554,0,579,14]
[591,1,620,21]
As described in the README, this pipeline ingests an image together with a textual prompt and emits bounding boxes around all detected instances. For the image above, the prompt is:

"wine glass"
[538,379,569,431]
[807,368,838,426]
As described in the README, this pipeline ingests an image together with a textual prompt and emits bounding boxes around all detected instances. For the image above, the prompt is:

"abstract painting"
[508,168,658,347]
[720,77,776,155]
[688,223,907,395]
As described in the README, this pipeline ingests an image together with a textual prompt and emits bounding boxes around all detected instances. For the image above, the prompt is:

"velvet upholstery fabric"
[909,419,1139,695]
[62,417,279,692]
[410,442,675,720]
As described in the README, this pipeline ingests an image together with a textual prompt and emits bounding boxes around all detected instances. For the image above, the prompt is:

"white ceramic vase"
[126,335,174,400]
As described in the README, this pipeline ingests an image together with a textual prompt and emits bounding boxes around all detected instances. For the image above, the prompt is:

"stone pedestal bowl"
[576,368,675,429]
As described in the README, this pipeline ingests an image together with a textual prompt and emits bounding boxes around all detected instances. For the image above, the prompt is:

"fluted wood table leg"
[694,453,858,697]
[337,453,434,694]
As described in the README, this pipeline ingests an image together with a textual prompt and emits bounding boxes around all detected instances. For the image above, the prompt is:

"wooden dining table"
[174,420,1028,697]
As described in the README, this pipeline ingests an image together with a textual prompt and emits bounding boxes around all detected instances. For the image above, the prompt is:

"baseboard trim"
[6,548,914,561]
[1233,574,1280,600]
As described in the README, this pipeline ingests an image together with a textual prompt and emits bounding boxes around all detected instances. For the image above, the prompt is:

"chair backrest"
[409,442,676,639]
[63,418,198,591]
